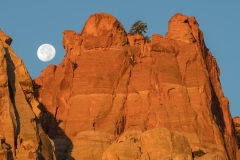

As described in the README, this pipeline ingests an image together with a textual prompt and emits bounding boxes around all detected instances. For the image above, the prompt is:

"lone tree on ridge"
[129,20,150,42]
[129,20,148,35]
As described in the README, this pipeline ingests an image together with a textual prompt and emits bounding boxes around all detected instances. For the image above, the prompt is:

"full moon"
[37,44,56,62]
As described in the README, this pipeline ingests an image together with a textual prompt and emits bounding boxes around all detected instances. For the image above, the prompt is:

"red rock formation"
[34,13,239,159]
[233,117,240,159]
[0,29,55,160]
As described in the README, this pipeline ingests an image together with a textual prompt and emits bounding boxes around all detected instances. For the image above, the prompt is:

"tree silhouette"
[129,20,148,35]
[129,20,151,42]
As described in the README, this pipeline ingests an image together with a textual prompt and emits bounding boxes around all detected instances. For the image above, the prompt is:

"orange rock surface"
[233,117,240,159]
[0,30,55,159]
[234,117,240,125]
[31,12,238,159]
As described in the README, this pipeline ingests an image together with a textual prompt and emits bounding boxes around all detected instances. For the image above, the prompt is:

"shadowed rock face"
[31,12,237,160]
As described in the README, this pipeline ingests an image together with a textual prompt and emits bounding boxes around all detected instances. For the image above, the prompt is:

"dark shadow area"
[33,82,74,160]
[209,75,229,159]
[6,149,14,160]
[192,149,206,158]
[203,46,233,159]
[209,81,225,133]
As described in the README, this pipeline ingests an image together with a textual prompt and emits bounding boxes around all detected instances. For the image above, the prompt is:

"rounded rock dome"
[81,13,127,49]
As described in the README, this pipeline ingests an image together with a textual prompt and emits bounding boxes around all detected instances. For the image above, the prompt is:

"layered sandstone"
[34,13,239,160]
[0,29,55,160]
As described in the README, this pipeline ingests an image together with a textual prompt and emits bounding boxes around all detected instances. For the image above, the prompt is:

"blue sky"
[1,1,239,117]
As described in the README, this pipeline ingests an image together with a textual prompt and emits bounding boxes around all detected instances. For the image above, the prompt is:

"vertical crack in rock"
[5,49,20,155]
[115,68,131,136]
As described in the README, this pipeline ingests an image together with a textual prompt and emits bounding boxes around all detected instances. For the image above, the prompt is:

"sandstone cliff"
[0,30,55,160]
[32,12,238,160]
[233,117,240,159]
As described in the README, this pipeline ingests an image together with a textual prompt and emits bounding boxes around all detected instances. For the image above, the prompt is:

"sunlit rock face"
[34,12,238,160]
[0,30,54,160]
[81,13,127,49]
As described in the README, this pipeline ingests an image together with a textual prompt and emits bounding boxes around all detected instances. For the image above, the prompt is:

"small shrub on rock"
[130,60,137,67]
[129,20,151,42]
[129,20,147,35]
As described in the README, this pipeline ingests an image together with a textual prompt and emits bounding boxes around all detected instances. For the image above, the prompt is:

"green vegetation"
[130,60,137,67]
[129,20,151,42]
[129,20,147,35]
[192,149,206,158]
